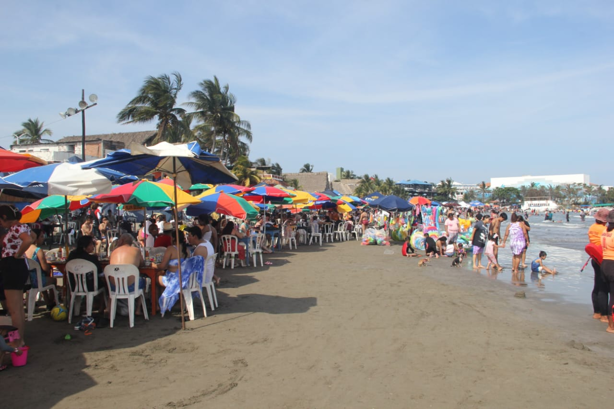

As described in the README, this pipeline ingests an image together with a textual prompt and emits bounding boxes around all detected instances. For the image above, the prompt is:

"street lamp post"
[60,90,98,161]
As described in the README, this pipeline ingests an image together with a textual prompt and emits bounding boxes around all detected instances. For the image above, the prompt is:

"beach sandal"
[0,364,8,372]
[264,261,273,265]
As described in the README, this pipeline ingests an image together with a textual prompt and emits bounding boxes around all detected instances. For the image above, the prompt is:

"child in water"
[485,234,503,272]
[531,251,556,275]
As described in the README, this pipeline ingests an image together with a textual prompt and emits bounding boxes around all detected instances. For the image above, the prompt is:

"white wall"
[490,174,590,188]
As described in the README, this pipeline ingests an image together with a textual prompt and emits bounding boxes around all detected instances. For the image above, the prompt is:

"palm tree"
[381,178,396,196]
[13,118,52,144]
[252,158,269,167]
[288,178,301,190]
[117,72,186,144]
[270,163,283,176]
[186,76,252,164]
[354,174,374,198]
[436,178,457,201]
[164,115,194,144]
[341,170,357,179]
[232,156,261,186]
[299,163,314,173]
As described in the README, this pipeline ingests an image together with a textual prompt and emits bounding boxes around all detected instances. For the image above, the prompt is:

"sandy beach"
[4,240,614,408]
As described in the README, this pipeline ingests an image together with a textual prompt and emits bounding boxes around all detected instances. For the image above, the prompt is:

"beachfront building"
[282,171,331,193]
[490,174,590,189]
[10,131,156,163]
[396,180,435,198]
[452,181,479,201]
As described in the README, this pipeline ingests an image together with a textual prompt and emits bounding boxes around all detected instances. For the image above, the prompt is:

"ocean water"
[465,212,595,306]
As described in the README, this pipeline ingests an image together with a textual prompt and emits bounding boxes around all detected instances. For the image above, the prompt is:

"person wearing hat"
[600,210,614,333]
[589,209,609,322]
[154,222,173,248]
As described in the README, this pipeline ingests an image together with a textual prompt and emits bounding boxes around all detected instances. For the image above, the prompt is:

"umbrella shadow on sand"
[215,293,317,316]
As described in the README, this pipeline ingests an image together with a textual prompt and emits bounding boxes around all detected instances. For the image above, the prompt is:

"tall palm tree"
[299,163,314,173]
[270,163,283,176]
[341,170,357,179]
[436,178,457,201]
[186,76,252,164]
[232,156,261,187]
[354,174,374,198]
[13,118,52,144]
[164,115,194,144]
[117,72,186,144]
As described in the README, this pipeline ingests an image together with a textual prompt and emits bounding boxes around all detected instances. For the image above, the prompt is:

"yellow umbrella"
[280,188,317,204]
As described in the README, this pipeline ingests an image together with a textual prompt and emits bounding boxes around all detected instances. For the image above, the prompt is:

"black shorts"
[493,236,499,245]
[0,256,30,292]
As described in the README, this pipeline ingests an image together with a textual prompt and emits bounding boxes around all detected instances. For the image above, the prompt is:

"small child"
[444,241,456,257]
[531,251,556,275]
[402,236,421,258]
[485,234,503,271]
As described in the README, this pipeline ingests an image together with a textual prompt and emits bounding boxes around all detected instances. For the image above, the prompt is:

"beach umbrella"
[185,192,258,220]
[248,186,295,198]
[280,188,317,204]
[198,184,254,197]
[20,195,90,224]
[337,200,357,213]
[89,180,200,208]
[189,183,212,191]
[84,140,236,329]
[370,195,414,212]
[0,148,47,172]
[156,177,184,190]
[338,195,367,206]
[363,192,384,202]
[470,200,485,207]
[409,196,431,206]
[0,177,24,190]
[5,162,112,249]
[4,162,112,197]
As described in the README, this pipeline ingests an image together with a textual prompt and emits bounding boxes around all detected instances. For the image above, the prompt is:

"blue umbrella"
[470,200,485,207]
[369,195,414,212]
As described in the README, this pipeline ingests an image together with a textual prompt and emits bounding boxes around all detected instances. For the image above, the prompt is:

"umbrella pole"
[64,195,69,256]
[172,162,186,330]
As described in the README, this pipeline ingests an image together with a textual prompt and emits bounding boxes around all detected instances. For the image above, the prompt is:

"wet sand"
[4,240,614,408]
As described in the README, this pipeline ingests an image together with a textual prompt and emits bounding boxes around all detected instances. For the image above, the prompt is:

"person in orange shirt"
[589,209,609,322]
[600,210,614,333]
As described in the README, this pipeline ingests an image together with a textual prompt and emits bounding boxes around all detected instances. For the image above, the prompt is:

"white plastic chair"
[67,222,77,246]
[334,222,347,242]
[287,229,297,249]
[181,256,207,321]
[26,258,59,321]
[309,222,322,246]
[104,264,149,328]
[66,259,107,323]
[323,223,335,243]
[221,235,245,269]
[250,234,264,267]
[202,253,218,310]
[352,225,363,241]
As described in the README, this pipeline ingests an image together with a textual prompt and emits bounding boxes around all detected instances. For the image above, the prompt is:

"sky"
[1,0,613,185]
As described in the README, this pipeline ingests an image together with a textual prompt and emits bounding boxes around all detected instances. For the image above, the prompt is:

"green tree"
[13,118,53,144]
[354,174,374,198]
[491,187,522,204]
[463,190,477,202]
[436,178,457,201]
[341,170,357,179]
[270,163,283,176]
[164,115,194,143]
[232,156,261,187]
[117,72,186,144]
[187,76,252,164]
[300,163,314,173]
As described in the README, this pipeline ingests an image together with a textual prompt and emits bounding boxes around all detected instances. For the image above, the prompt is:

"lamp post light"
[60,90,98,161]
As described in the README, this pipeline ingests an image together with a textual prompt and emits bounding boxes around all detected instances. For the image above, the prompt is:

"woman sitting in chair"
[153,229,189,288]
[24,229,57,310]
[221,221,248,265]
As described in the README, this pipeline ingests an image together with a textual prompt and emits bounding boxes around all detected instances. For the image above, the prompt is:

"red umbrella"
[410,196,431,206]
[0,148,47,172]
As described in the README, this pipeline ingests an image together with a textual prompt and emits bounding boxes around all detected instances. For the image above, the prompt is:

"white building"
[452,181,479,200]
[490,174,590,189]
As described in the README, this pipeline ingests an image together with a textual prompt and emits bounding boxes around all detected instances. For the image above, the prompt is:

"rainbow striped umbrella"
[20,195,90,223]
[89,180,200,208]
[185,192,258,220]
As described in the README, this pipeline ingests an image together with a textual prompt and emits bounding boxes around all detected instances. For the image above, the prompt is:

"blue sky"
[1,0,613,185]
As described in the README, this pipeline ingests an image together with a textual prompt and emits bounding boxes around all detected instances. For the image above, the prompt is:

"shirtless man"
[109,233,145,313]
[489,211,507,262]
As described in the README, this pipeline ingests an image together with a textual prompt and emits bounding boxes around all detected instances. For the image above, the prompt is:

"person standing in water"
[501,213,529,274]
[590,209,610,323]
[600,210,614,333]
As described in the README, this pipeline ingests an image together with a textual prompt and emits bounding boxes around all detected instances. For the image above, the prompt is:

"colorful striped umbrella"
[20,195,90,223]
[89,180,200,208]
[185,192,258,220]
[409,196,431,206]
[198,184,254,197]
[189,183,212,191]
